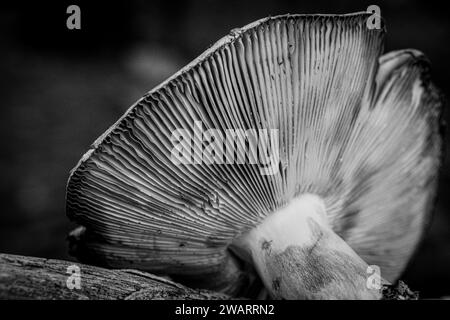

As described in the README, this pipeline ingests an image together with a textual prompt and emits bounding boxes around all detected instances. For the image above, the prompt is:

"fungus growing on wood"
[66,13,443,299]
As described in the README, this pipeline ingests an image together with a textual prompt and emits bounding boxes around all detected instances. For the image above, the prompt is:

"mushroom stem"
[232,194,385,299]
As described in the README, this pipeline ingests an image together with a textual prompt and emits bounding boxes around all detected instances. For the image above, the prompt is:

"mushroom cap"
[66,13,443,294]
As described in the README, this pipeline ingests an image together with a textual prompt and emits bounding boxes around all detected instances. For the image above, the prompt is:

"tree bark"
[0,253,230,300]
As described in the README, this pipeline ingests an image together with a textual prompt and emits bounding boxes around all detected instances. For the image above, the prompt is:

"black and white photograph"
[0,0,449,310]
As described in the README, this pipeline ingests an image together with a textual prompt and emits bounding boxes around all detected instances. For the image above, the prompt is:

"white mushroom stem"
[232,194,386,299]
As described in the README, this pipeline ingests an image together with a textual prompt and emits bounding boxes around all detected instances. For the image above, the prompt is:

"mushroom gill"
[66,13,443,299]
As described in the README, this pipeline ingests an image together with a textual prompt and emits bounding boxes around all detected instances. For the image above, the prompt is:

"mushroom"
[66,13,443,299]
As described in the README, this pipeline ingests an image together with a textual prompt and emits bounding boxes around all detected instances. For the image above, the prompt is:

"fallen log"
[0,253,230,300]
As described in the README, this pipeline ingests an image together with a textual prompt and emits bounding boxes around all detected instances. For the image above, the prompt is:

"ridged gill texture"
[66,13,443,294]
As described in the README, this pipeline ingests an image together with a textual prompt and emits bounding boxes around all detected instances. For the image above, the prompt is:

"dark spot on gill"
[261,240,273,254]
[276,160,287,176]
[205,235,224,248]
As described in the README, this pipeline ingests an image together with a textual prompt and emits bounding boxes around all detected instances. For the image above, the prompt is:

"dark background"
[0,0,449,298]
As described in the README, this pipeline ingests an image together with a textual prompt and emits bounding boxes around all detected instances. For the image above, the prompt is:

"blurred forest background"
[0,0,449,298]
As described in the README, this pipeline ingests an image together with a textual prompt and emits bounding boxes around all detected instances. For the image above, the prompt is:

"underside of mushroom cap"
[66,12,443,296]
